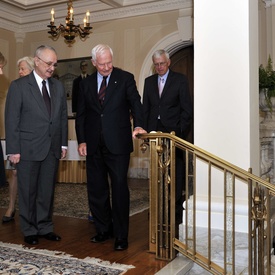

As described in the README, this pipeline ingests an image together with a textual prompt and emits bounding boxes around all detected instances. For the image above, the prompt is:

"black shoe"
[24,235,38,245]
[2,210,16,223]
[40,232,61,241]
[114,238,128,251]
[91,232,112,243]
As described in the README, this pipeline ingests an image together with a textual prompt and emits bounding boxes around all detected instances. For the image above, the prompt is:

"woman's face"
[18,60,32,77]
[0,64,4,75]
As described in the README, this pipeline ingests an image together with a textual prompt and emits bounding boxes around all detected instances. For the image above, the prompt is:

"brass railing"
[139,132,275,274]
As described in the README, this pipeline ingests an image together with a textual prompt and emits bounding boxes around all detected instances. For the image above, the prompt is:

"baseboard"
[183,196,249,233]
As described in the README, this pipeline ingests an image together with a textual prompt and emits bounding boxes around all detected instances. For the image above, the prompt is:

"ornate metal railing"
[139,132,275,274]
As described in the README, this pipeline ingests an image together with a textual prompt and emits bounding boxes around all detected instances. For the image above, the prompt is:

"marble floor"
[185,227,249,274]
[158,226,250,274]
[156,224,275,274]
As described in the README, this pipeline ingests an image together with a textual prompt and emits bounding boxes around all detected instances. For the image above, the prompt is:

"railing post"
[140,133,176,260]
[250,167,271,275]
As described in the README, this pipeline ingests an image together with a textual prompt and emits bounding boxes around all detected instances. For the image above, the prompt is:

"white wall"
[194,0,259,232]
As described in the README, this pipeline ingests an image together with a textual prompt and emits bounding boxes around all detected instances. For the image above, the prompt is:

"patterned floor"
[0,178,149,219]
[0,241,133,274]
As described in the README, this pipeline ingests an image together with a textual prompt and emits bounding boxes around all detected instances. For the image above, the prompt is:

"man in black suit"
[75,44,146,251]
[5,45,68,245]
[71,60,89,114]
[143,49,193,224]
[0,51,7,188]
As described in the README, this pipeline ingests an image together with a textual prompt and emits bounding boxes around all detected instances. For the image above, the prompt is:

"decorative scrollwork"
[251,183,267,237]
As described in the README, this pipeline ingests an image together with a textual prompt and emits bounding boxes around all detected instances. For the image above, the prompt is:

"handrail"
[139,132,275,191]
[138,132,274,274]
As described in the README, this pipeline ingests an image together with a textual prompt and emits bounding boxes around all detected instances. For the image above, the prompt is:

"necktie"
[98,76,108,106]
[159,77,165,97]
[42,80,51,116]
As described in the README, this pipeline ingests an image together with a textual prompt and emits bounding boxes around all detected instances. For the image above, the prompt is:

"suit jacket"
[75,67,144,155]
[71,74,89,113]
[143,69,192,138]
[5,72,68,160]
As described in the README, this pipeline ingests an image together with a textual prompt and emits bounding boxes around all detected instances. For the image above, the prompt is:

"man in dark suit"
[143,49,193,224]
[0,52,7,188]
[71,60,89,114]
[71,60,93,221]
[5,45,68,245]
[75,44,146,251]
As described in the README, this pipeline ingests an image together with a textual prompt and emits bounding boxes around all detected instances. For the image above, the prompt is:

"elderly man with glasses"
[143,49,193,230]
[5,45,68,245]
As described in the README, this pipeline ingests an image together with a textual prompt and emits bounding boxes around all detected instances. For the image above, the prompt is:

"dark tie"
[98,76,108,106]
[42,80,51,116]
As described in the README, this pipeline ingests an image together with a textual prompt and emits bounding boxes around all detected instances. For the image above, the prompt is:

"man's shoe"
[91,232,112,243]
[24,235,39,245]
[114,238,128,251]
[40,232,61,241]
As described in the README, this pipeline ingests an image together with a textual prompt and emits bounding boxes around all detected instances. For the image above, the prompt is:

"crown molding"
[2,0,68,9]
[0,0,192,33]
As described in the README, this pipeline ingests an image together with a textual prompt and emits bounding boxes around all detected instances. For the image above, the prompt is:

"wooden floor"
[0,207,168,274]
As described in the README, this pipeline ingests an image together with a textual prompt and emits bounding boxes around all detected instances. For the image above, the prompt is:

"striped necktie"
[98,76,108,105]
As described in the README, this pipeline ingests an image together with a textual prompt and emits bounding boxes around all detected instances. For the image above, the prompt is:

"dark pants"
[0,142,6,187]
[17,150,59,236]
[86,135,130,239]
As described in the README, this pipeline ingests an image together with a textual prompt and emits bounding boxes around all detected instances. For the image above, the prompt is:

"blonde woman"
[2,56,34,223]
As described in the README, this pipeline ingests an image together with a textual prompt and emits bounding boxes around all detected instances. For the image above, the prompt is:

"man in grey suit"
[5,45,68,245]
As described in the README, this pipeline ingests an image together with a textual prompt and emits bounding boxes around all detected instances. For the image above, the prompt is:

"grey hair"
[35,45,57,57]
[152,49,170,60]
[91,44,113,62]
[17,56,34,71]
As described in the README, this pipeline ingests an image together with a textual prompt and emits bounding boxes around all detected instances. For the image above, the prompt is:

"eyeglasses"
[37,56,58,68]
[96,61,112,68]
[154,62,167,68]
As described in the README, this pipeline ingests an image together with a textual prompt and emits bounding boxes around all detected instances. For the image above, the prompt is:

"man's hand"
[8,154,21,164]
[61,148,67,159]
[132,127,147,139]
[78,143,87,156]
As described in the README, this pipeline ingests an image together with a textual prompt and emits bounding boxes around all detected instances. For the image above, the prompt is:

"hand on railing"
[132,127,147,139]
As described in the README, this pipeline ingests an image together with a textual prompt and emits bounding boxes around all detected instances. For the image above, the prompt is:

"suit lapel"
[88,73,101,108]
[48,78,57,117]
[152,75,160,99]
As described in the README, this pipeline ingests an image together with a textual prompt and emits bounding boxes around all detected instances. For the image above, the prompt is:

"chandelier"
[47,0,92,45]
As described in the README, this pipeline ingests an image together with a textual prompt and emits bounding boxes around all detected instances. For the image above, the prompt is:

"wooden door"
[170,46,194,143]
